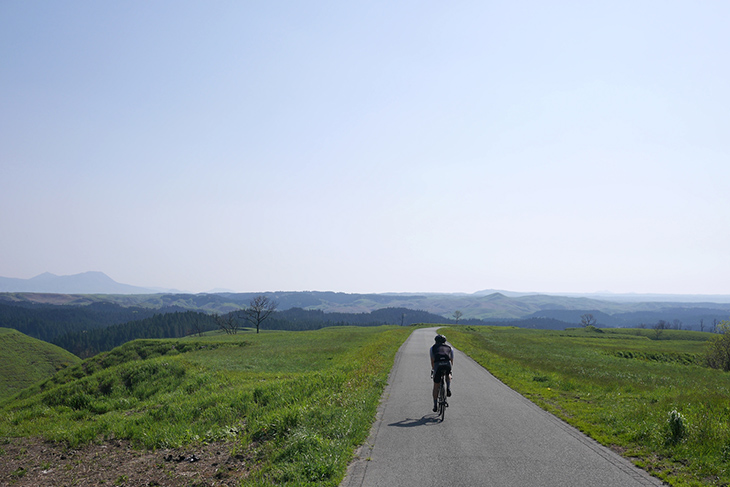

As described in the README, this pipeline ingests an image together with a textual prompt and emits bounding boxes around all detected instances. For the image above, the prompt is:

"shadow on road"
[388,415,441,428]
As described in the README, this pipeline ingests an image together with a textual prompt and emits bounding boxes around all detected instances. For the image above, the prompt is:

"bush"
[666,409,686,445]
[705,321,730,371]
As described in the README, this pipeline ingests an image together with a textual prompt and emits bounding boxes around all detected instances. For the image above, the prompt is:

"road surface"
[342,327,664,487]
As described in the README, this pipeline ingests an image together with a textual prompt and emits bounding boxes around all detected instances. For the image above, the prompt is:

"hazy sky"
[2,1,730,295]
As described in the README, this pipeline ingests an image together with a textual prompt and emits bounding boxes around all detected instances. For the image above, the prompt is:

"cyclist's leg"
[432,381,439,412]
[432,365,443,412]
[439,380,447,419]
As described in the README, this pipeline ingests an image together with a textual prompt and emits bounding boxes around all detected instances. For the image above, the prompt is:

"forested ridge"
[3,294,726,360]
[0,302,465,358]
[266,306,475,329]
[52,311,219,358]
[47,307,460,357]
[0,302,170,342]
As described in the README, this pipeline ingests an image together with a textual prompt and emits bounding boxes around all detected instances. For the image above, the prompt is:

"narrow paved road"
[342,327,664,487]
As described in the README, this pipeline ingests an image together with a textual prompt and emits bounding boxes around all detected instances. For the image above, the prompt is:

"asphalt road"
[342,327,664,487]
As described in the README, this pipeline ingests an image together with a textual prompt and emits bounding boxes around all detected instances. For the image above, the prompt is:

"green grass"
[0,327,81,403]
[0,325,412,486]
[444,325,730,487]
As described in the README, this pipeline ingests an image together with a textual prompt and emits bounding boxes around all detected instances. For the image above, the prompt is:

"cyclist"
[430,334,453,412]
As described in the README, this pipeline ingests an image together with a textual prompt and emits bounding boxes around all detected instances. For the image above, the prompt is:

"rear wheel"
[438,380,446,421]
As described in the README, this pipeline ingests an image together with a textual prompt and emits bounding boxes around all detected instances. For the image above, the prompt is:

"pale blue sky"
[2,1,729,294]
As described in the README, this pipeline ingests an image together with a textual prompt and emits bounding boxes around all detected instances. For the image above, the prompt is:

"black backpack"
[432,343,451,363]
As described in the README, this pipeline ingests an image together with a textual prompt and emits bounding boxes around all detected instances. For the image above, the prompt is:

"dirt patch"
[0,437,254,487]
[610,444,628,455]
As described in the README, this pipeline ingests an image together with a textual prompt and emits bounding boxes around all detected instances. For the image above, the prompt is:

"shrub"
[666,409,687,445]
[705,320,730,371]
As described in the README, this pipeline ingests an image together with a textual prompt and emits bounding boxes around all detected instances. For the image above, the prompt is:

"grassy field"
[0,327,80,402]
[0,325,411,486]
[444,325,730,487]
[7,322,728,486]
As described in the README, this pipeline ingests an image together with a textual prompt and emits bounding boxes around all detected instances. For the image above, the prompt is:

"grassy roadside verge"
[443,326,730,487]
[1,325,412,486]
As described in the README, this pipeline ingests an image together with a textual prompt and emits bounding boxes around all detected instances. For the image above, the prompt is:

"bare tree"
[653,320,667,340]
[453,310,463,324]
[190,319,206,337]
[580,313,597,327]
[215,313,240,335]
[699,318,706,333]
[673,319,683,331]
[244,295,278,334]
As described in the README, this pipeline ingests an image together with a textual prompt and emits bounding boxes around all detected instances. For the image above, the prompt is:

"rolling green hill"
[0,326,411,486]
[0,327,80,402]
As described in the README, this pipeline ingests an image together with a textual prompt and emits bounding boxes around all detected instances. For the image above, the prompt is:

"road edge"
[339,327,416,487]
[452,338,666,486]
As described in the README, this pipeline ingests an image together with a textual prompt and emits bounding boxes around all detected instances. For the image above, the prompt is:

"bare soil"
[0,437,254,487]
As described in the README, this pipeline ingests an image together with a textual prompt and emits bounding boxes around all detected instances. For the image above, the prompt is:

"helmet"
[435,334,446,344]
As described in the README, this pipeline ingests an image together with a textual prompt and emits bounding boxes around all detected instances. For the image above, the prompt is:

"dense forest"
[52,311,219,358]
[0,303,472,358]
[52,307,461,357]
[266,307,479,329]
[3,296,725,359]
[0,302,173,342]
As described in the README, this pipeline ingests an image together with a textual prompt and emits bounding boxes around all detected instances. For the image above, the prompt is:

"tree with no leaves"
[215,313,240,335]
[653,320,667,340]
[243,295,278,334]
[453,310,463,324]
[580,313,597,327]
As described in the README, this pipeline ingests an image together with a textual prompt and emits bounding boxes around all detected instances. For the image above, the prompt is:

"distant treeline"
[52,311,219,358]
[42,307,456,357]
[0,302,175,342]
[5,299,725,360]
[48,308,573,358]
[0,303,472,358]
[265,307,468,330]
[527,309,730,331]
[479,317,576,331]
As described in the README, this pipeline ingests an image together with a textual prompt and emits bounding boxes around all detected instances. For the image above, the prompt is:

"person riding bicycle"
[430,334,453,412]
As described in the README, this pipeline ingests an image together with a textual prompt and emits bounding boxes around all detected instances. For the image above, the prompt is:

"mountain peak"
[0,272,157,294]
[30,272,59,281]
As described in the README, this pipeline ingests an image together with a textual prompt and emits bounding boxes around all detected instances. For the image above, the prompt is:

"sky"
[2,1,730,295]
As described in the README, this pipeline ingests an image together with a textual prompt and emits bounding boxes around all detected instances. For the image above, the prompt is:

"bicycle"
[434,369,449,421]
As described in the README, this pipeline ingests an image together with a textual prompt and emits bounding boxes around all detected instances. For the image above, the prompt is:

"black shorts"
[433,362,451,383]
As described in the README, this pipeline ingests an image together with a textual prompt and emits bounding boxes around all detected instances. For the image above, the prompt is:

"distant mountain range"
[2,272,730,329]
[4,272,730,305]
[472,288,730,304]
[0,272,170,294]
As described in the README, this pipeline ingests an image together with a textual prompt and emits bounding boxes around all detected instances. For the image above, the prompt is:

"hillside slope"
[0,327,80,402]
[0,327,410,486]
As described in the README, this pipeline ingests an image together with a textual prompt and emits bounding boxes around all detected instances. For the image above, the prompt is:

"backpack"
[432,343,451,363]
